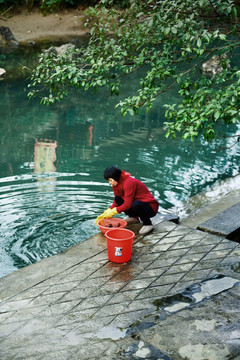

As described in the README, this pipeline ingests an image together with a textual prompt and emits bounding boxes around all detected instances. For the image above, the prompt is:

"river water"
[0,45,240,278]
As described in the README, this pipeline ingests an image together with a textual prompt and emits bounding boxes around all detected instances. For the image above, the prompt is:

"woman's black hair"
[104,166,122,181]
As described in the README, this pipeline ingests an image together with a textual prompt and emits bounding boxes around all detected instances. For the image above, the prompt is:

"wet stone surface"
[139,283,240,360]
[153,275,240,313]
[0,218,240,359]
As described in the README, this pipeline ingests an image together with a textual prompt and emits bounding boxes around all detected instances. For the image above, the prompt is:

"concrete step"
[197,202,240,240]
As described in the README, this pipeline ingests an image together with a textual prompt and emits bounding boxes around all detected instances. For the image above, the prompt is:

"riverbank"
[0,214,240,359]
[0,7,89,44]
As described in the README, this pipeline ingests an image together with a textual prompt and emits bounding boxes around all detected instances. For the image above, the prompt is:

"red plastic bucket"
[97,218,127,234]
[105,228,135,263]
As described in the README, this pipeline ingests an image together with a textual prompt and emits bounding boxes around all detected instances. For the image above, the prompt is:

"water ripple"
[0,172,109,277]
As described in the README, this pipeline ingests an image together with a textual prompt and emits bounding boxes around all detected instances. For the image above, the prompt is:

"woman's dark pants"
[114,196,155,225]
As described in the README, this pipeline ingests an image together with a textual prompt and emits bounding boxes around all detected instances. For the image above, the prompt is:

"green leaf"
[197,38,202,47]
[214,111,221,120]
[164,27,170,35]
[219,34,226,41]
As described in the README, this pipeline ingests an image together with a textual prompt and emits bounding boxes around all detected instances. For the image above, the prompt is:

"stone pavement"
[0,216,240,360]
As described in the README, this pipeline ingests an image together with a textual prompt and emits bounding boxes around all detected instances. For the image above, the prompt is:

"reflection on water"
[153,275,239,314]
[34,139,57,191]
[96,326,127,340]
[0,73,240,277]
[34,139,57,174]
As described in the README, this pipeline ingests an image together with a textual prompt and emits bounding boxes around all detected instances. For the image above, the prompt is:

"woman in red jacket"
[95,166,159,235]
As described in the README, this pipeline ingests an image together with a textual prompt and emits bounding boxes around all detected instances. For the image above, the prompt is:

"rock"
[71,38,82,49]
[0,26,19,46]
[0,68,6,78]
[202,54,230,76]
[55,43,75,56]
[45,43,75,57]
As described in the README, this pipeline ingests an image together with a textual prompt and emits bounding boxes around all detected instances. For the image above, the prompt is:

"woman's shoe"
[139,225,154,235]
[125,216,140,224]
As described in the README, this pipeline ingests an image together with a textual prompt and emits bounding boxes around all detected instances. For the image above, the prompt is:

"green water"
[0,46,240,278]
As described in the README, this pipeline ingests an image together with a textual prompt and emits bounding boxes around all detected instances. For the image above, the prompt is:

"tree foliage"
[0,0,127,13]
[28,0,240,141]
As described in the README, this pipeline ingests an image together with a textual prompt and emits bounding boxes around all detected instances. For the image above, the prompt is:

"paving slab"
[0,217,240,360]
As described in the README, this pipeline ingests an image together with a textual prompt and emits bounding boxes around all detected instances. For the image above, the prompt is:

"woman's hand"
[94,207,118,224]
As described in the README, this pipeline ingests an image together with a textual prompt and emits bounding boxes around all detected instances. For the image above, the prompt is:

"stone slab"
[197,202,240,239]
